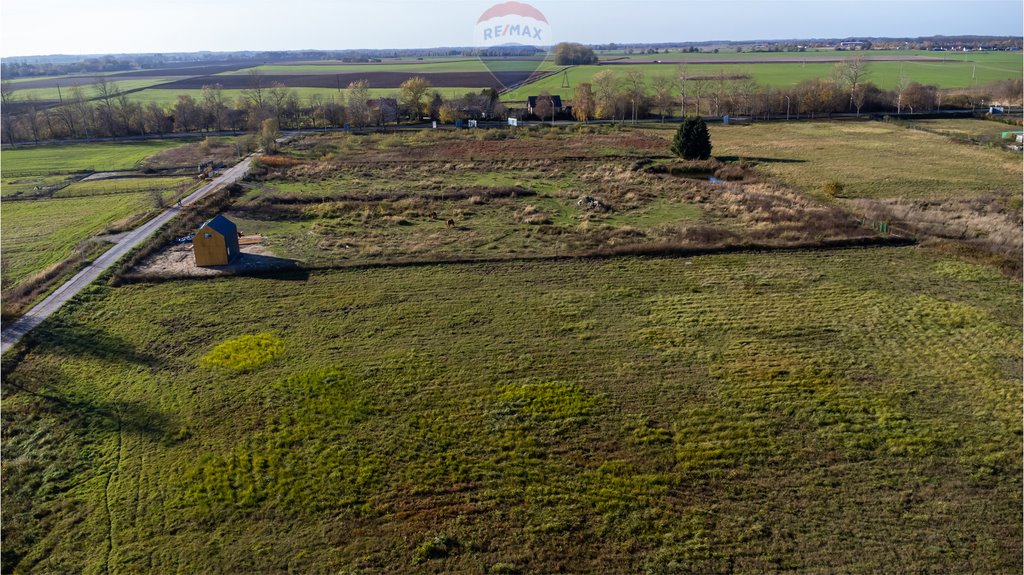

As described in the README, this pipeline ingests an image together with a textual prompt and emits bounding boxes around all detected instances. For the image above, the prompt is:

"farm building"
[527,95,563,115]
[193,214,240,266]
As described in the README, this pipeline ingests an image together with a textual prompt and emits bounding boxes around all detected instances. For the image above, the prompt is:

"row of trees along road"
[0,71,508,144]
[2,60,1021,144]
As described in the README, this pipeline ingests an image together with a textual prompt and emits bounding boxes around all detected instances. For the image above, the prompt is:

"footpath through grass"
[2,247,1020,573]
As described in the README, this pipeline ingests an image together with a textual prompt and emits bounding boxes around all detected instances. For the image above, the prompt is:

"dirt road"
[0,156,253,355]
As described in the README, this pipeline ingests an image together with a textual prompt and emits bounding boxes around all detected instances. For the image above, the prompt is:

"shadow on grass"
[718,155,806,164]
[26,319,158,366]
[5,376,178,442]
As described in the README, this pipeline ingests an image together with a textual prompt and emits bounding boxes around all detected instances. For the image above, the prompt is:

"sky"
[1,0,1021,57]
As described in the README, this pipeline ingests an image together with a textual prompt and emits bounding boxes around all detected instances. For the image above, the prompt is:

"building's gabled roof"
[200,214,237,238]
[527,95,563,108]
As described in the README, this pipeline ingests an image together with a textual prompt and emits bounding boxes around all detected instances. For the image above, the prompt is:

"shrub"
[822,180,845,197]
[671,117,713,160]
[414,533,457,562]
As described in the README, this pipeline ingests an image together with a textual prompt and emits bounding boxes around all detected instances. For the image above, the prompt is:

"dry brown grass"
[143,137,246,169]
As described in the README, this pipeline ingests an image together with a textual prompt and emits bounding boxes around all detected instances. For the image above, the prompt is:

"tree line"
[0,72,512,144]
[564,59,1022,123]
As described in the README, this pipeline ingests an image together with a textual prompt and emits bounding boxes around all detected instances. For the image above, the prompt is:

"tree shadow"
[717,155,807,164]
[4,375,179,443]
[24,319,158,366]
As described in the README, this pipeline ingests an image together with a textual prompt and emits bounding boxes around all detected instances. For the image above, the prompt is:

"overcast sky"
[2,0,1021,57]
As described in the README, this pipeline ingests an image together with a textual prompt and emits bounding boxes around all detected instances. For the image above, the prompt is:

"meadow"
[1,192,170,289]
[702,119,1022,200]
[0,140,186,178]
[204,126,883,271]
[2,246,1020,573]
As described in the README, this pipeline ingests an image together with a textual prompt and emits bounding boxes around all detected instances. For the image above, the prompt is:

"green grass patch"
[1,140,185,177]
[200,333,284,372]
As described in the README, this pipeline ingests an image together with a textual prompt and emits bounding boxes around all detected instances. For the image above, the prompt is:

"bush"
[822,180,844,197]
[671,117,713,160]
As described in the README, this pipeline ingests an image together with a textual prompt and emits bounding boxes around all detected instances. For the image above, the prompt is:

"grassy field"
[502,53,1023,101]
[701,120,1022,200]
[1,192,167,288]
[6,78,176,101]
[2,246,1020,573]
[0,141,197,305]
[599,49,1020,61]
[52,176,193,198]
[897,118,1024,140]
[217,126,886,268]
[218,59,558,75]
[0,140,186,178]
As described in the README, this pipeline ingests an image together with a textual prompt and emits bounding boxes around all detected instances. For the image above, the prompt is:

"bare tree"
[651,75,674,122]
[836,56,870,113]
[624,70,646,123]
[0,81,18,145]
[676,64,689,117]
[691,77,707,116]
[896,68,910,114]
[92,78,120,136]
[201,84,228,131]
[534,92,555,125]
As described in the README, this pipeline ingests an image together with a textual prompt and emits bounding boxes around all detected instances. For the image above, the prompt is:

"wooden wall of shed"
[193,230,228,266]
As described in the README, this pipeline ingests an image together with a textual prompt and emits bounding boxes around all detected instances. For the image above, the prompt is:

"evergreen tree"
[671,116,712,160]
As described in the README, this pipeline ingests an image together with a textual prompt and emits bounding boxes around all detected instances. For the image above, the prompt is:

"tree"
[573,82,595,122]
[676,64,689,116]
[835,56,869,113]
[671,116,712,160]
[651,75,674,122]
[201,83,228,131]
[624,70,646,123]
[691,77,707,116]
[592,69,618,120]
[399,76,431,121]
[172,95,201,132]
[438,100,462,123]
[92,78,119,136]
[553,42,598,65]
[346,80,372,127]
[895,68,910,114]
[534,92,554,124]
[0,81,18,145]
[258,117,280,152]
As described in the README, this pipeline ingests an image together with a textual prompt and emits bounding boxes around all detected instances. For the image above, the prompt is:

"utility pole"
[785,95,791,120]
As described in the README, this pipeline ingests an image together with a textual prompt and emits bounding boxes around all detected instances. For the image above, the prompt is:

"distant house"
[527,95,563,115]
[193,214,240,267]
